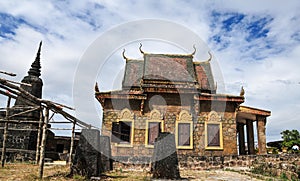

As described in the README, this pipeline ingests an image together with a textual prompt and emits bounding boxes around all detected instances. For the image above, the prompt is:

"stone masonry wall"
[112,154,300,179]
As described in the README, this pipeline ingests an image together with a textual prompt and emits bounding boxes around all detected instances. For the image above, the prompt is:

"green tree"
[280,129,300,149]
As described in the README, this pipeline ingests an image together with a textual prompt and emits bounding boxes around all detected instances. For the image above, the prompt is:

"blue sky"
[0,0,300,142]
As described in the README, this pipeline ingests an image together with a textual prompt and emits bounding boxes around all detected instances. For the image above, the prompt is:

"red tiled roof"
[194,61,215,91]
[122,59,143,88]
[119,53,216,92]
[143,54,196,82]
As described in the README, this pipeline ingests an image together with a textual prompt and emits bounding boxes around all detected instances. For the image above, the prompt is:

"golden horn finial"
[207,51,212,62]
[191,44,196,56]
[95,82,99,92]
[122,49,128,61]
[240,86,245,97]
[139,43,144,54]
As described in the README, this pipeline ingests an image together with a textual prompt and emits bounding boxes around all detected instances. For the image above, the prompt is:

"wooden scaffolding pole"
[68,121,76,164]
[1,97,11,167]
[38,108,49,179]
[35,109,43,164]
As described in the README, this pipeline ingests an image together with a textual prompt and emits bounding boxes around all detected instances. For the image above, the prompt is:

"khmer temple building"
[95,46,271,158]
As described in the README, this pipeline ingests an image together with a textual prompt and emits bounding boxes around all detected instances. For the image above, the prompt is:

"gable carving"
[149,109,162,120]
[119,108,134,119]
[208,111,221,122]
[178,110,192,122]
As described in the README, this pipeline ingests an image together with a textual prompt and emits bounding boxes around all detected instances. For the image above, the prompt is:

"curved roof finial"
[28,41,42,77]
[207,51,212,62]
[240,86,245,97]
[191,44,196,56]
[139,43,144,54]
[95,82,99,92]
[122,49,128,61]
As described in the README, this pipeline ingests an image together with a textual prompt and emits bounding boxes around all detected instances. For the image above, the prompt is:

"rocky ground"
[0,163,279,180]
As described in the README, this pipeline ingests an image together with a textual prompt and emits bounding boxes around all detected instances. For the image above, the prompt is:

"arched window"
[145,109,164,147]
[176,110,193,149]
[111,108,134,147]
[205,111,223,150]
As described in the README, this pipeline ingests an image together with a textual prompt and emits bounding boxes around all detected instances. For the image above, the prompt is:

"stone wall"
[112,154,300,179]
[0,124,39,150]
[250,154,300,180]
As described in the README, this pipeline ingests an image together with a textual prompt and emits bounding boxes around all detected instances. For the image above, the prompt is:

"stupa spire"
[28,41,42,77]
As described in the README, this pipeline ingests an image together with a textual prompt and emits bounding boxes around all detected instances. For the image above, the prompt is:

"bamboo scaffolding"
[5,79,31,87]
[0,70,16,76]
[0,120,40,124]
[0,128,39,131]
[0,107,41,121]
[0,85,37,107]
[0,89,17,99]
[49,121,72,124]
[1,97,11,167]
[49,128,82,130]
[69,121,76,164]
[38,108,49,179]
[0,106,39,110]
[35,109,43,163]
[0,76,98,178]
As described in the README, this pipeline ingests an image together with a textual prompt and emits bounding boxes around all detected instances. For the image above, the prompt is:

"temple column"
[237,122,246,155]
[256,116,267,154]
[246,120,255,155]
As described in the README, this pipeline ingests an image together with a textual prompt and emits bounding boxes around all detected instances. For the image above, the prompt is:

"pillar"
[237,123,246,155]
[246,120,255,155]
[256,116,267,154]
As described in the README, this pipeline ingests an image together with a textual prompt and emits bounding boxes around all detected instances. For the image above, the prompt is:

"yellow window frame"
[176,121,193,149]
[205,122,223,150]
[113,109,135,147]
[145,120,164,148]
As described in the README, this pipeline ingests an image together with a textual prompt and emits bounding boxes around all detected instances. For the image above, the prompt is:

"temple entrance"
[236,106,270,155]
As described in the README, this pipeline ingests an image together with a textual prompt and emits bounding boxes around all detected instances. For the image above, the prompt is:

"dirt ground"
[0,163,266,181]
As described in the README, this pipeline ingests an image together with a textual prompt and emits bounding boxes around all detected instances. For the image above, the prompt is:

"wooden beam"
[0,89,17,100]
[0,120,40,124]
[0,84,37,107]
[5,79,31,87]
[1,97,11,167]
[69,121,76,164]
[49,121,72,124]
[0,128,39,131]
[51,108,92,129]
[0,107,40,121]
[39,108,49,179]
[35,109,43,164]
[0,79,40,105]
[48,128,81,130]
[0,70,16,76]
